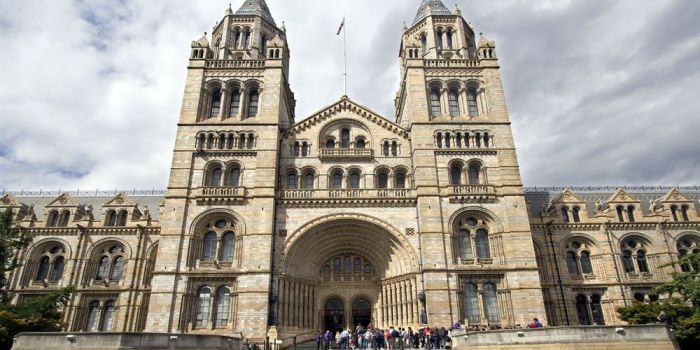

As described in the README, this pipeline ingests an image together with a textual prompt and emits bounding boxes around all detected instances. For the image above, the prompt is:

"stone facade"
[2,0,699,344]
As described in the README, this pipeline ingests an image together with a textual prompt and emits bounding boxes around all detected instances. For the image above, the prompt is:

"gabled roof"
[235,0,276,26]
[606,188,640,204]
[414,0,453,25]
[103,193,137,207]
[0,193,21,207]
[290,97,409,139]
[657,188,694,204]
[45,193,79,208]
[551,189,586,204]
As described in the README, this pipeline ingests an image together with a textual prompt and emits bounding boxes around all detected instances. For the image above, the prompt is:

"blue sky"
[0,0,699,190]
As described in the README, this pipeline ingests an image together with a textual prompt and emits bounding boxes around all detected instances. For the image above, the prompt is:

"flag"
[337,18,345,35]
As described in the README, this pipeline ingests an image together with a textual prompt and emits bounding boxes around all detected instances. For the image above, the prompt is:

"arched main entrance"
[352,298,372,328]
[325,298,345,332]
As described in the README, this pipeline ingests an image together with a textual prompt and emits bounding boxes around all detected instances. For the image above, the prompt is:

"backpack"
[392,330,400,338]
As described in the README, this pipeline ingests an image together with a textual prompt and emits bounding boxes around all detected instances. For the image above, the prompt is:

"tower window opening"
[448,88,460,116]
[229,89,241,117]
[247,90,259,118]
[467,88,479,117]
[341,128,350,148]
[430,87,442,117]
[210,90,222,118]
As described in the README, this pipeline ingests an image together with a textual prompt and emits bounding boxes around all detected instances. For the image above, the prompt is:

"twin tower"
[148,0,542,340]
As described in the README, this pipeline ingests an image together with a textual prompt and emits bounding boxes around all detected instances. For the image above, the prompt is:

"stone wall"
[11,332,241,350]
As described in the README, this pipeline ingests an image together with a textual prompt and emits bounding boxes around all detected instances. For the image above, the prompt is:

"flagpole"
[342,17,348,97]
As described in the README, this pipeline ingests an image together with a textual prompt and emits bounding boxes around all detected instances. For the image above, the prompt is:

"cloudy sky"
[0,0,698,191]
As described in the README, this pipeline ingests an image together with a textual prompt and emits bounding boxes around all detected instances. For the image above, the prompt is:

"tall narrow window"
[456,133,462,148]
[341,129,350,148]
[96,256,109,280]
[566,252,579,275]
[446,30,453,49]
[580,251,593,274]
[47,210,59,227]
[572,207,581,223]
[303,172,315,189]
[195,287,212,327]
[561,207,570,223]
[302,142,309,156]
[354,258,361,273]
[575,295,591,325]
[260,35,267,55]
[110,256,124,281]
[448,88,460,116]
[287,172,298,189]
[621,250,635,273]
[100,300,116,331]
[467,88,479,117]
[220,232,235,262]
[106,211,117,227]
[395,172,406,189]
[450,164,462,185]
[457,229,473,260]
[331,172,343,189]
[326,139,336,149]
[356,138,366,149]
[636,250,649,273]
[210,90,222,118]
[333,258,341,273]
[681,206,690,222]
[590,295,605,325]
[476,229,490,259]
[383,141,390,156]
[464,283,480,324]
[671,206,679,222]
[229,89,241,117]
[117,210,128,226]
[436,133,443,148]
[430,88,442,117]
[436,29,443,50]
[377,172,389,189]
[420,34,427,54]
[243,30,250,48]
[86,301,101,331]
[616,206,625,222]
[468,163,481,185]
[247,90,259,118]
[202,232,217,262]
[627,206,636,223]
[208,166,222,187]
[59,211,70,227]
[349,172,361,189]
[246,134,254,149]
[483,283,500,324]
[228,167,240,187]
[215,287,231,327]
[343,256,351,273]
[391,142,398,156]
[36,256,50,281]
[50,256,65,281]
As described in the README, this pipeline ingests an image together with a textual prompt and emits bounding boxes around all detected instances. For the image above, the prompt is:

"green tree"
[618,253,700,349]
[0,208,74,350]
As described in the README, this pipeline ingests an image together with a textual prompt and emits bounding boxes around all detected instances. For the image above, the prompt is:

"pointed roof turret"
[235,0,276,26]
[413,0,453,24]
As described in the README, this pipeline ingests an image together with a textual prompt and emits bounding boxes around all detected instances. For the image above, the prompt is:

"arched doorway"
[324,298,344,332]
[352,298,371,329]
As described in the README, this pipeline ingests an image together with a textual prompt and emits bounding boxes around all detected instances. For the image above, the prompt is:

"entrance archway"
[352,298,371,329]
[324,298,344,332]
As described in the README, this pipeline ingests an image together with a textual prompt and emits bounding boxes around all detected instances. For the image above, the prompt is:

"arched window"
[215,287,231,327]
[430,87,442,117]
[246,133,254,149]
[468,163,481,185]
[450,163,463,185]
[110,256,124,281]
[326,138,336,149]
[621,250,635,273]
[294,142,301,157]
[621,238,648,274]
[36,256,50,281]
[333,258,341,273]
[117,210,128,226]
[210,90,222,118]
[420,34,427,54]
[343,256,351,273]
[616,206,625,222]
[260,34,267,55]
[677,237,699,272]
[436,133,443,148]
[86,301,101,331]
[484,132,490,148]
[627,206,636,223]
[349,171,361,189]
[100,300,116,331]
[636,250,649,273]
[96,256,110,280]
[377,171,389,189]
[247,90,259,118]
[448,88,460,116]
[475,132,482,148]
[195,287,212,328]
[356,138,366,149]
[464,283,480,323]
[681,205,690,222]
[303,172,315,189]
[446,30,454,50]
[383,141,390,156]
[475,229,490,259]
[456,133,463,148]
[436,29,443,50]
[202,232,217,262]
[575,295,591,325]
[50,256,65,282]
[302,142,309,156]
[590,294,605,325]
[561,207,570,223]
[341,128,350,148]
[395,172,406,189]
[457,229,473,260]
[106,210,117,227]
[228,167,241,187]
[229,89,241,117]
[566,252,579,275]
[353,257,361,272]
[467,88,479,117]
[243,30,251,48]
[483,283,500,324]
[47,210,59,227]
[220,232,235,262]
[572,207,581,223]
[207,166,223,187]
[671,205,679,222]
[58,211,70,227]
[580,251,593,274]
[391,141,398,156]
[287,172,298,189]
[331,171,343,189]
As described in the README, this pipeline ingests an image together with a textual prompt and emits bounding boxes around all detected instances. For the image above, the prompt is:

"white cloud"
[0,0,698,190]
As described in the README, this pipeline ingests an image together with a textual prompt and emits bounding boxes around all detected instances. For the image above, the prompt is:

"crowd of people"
[315,319,544,350]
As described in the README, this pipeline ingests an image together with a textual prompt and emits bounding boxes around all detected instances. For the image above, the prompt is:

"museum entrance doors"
[352,298,372,329]
[324,298,345,332]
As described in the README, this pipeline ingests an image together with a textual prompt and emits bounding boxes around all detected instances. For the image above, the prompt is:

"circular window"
[50,246,62,254]
[215,220,228,229]
[571,241,581,249]
[682,239,693,248]
[466,218,478,226]
[627,240,638,249]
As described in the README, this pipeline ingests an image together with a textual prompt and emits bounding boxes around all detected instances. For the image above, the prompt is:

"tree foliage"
[0,208,31,305]
[618,253,700,349]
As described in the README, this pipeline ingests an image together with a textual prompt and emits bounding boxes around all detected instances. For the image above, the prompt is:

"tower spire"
[235,0,276,26]
[413,0,452,24]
